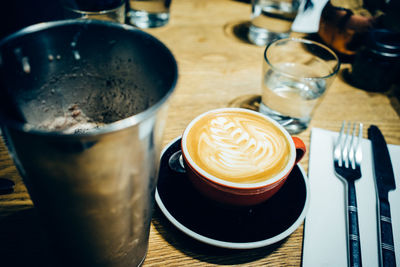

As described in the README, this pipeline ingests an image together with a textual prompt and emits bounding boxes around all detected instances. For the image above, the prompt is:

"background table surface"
[1,0,400,266]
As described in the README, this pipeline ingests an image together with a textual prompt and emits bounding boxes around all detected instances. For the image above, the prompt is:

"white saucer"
[155,137,309,249]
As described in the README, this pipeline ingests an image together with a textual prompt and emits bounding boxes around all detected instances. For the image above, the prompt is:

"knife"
[368,125,397,267]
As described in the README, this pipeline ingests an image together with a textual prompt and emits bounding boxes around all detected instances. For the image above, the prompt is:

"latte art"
[186,110,291,183]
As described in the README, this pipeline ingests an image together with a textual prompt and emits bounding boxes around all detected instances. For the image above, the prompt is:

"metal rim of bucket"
[0,19,178,137]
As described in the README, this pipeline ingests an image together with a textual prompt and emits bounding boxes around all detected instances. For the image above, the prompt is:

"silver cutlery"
[368,125,397,267]
[334,121,363,267]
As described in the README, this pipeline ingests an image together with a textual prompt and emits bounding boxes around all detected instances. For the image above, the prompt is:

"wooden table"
[1,0,399,266]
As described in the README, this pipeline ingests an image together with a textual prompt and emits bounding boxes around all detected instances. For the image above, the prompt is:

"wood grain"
[1,0,400,266]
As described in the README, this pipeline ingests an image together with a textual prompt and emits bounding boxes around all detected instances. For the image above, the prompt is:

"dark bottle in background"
[348,29,400,92]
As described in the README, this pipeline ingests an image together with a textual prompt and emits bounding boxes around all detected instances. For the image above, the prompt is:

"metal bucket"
[0,20,177,266]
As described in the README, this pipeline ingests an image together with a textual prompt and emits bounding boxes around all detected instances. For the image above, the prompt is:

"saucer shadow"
[223,20,253,45]
[152,209,287,265]
[0,207,55,267]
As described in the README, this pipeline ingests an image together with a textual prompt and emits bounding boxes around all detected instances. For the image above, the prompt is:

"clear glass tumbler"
[248,0,300,46]
[127,0,172,28]
[259,38,340,134]
[61,0,126,23]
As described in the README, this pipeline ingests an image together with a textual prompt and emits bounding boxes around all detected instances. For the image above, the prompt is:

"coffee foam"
[185,110,291,184]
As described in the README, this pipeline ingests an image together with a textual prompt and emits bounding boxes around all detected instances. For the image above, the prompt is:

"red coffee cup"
[181,108,306,206]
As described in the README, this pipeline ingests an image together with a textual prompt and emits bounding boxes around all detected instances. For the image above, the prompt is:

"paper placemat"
[302,128,400,267]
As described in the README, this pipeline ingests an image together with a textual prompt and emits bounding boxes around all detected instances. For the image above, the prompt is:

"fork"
[334,121,363,267]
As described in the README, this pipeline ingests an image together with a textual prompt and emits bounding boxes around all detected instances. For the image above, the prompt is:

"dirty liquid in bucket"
[18,57,160,134]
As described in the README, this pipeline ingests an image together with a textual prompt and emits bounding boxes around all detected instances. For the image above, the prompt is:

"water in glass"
[259,63,326,133]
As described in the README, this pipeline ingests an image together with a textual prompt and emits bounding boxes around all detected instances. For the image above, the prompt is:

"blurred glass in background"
[60,0,126,23]
[127,0,172,28]
[248,0,300,46]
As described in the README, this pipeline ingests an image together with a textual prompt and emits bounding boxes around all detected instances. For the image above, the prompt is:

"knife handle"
[378,199,397,267]
[347,180,362,267]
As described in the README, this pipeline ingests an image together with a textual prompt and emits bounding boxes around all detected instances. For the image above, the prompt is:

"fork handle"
[347,180,362,267]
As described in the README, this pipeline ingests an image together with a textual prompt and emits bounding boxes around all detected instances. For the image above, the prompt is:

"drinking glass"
[248,0,300,46]
[127,0,172,28]
[259,38,340,134]
[61,0,126,23]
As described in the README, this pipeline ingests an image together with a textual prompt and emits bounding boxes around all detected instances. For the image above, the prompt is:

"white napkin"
[291,0,329,33]
[302,128,400,267]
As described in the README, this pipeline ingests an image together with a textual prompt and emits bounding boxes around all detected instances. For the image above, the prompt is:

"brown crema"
[185,110,291,184]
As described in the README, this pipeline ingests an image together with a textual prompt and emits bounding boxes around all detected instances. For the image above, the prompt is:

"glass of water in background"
[259,38,340,134]
[248,0,299,46]
[61,0,126,23]
[127,0,172,28]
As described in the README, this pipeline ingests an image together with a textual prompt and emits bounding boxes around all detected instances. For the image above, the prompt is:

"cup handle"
[168,150,186,173]
[292,137,306,164]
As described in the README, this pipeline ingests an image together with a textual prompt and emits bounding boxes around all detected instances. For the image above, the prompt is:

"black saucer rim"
[155,136,310,250]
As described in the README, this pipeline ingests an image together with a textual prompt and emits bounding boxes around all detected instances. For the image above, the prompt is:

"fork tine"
[355,123,363,165]
[342,122,351,168]
[335,121,346,167]
[349,123,357,169]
